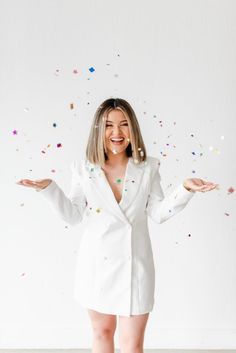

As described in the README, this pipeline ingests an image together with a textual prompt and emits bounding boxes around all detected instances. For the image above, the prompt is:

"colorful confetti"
[228,187,234,194]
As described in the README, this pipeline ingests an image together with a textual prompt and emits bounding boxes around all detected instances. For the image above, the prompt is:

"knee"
[93,326,115,341]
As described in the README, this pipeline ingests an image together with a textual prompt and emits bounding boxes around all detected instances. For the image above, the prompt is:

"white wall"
[0,0,236,349]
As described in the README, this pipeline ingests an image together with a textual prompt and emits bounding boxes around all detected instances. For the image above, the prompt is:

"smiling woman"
[16,96,218,353]
[86,98,147,167]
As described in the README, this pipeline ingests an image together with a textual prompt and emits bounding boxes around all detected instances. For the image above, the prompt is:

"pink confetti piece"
[57,143,62,148]
[12,130,17,135]
[228,187,234,194]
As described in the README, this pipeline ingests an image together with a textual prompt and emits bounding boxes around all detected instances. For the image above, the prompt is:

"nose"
[111,125,122,135]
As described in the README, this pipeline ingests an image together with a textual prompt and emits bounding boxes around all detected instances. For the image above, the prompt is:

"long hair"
[85,98,147,167]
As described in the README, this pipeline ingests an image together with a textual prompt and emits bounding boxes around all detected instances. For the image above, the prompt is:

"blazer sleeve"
[37,160,87,226]
[146,158,196,224]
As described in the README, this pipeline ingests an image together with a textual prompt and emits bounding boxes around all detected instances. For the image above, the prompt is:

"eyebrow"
[106,120,127,123]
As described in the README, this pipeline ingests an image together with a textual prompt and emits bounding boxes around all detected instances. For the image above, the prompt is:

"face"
[104,109,131,156]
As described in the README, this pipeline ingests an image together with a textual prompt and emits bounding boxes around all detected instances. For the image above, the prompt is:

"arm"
[38,160,87,226]
[145,158,196,224]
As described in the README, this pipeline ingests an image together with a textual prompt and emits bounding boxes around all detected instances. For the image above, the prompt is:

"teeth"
[111,138,124,141]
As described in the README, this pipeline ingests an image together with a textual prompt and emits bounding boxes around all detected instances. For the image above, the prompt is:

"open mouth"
[110,137,125,145]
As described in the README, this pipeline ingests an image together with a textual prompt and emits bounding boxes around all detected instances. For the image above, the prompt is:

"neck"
[105,152,129,167]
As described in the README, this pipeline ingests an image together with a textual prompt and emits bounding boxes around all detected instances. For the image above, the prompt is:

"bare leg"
[118,313,149,353]
[87,308,117,353]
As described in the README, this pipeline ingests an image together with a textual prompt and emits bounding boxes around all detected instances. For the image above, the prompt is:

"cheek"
[105,131,110,139]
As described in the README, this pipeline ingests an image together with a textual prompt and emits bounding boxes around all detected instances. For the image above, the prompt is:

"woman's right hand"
[16,178,52,191]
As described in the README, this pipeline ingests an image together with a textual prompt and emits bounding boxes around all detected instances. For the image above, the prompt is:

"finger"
[17,180,38,188]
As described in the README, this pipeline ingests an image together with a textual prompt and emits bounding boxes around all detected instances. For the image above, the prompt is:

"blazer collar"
[85,157,146,225]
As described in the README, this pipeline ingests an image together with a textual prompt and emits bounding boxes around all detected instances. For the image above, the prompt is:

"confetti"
[70,103,74,109]
[53,123,57,127]
[12,130,17,135]
[116,178,122,183]
[57,143,62,148]
[73,69,78,74]
[224,212,229,216]
[89,67,95,72]
[96,208,101,213]
[228,187,234,194]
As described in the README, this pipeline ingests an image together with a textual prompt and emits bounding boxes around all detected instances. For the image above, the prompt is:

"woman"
[16,98,218,353]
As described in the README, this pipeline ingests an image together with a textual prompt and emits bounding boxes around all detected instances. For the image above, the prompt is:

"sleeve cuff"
[176,182,196,201]
[36,180,58,198]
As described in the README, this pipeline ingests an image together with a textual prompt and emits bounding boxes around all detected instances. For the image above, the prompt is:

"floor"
[0,349,236,353]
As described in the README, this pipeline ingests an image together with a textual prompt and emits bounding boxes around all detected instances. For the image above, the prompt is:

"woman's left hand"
[183,178,219,193]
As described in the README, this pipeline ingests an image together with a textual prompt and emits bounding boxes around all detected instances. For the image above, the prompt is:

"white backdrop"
[0,0,236,349]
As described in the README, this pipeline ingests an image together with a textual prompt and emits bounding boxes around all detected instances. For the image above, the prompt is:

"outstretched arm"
[145,159,196,224]
[37,160,87,226]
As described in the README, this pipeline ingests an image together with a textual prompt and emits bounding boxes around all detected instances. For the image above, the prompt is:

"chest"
[102,166,126,204]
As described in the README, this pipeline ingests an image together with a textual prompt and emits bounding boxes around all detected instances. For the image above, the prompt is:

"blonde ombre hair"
[85,98,147,167]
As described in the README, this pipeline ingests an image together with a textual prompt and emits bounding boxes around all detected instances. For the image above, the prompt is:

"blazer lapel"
[85,157,146,225]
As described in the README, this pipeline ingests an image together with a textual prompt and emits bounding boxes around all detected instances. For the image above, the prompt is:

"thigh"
[118,313,149,345]
[87,308,117,333]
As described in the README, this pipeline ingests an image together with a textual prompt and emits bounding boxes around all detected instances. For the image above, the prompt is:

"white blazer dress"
[38,155,196,317]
